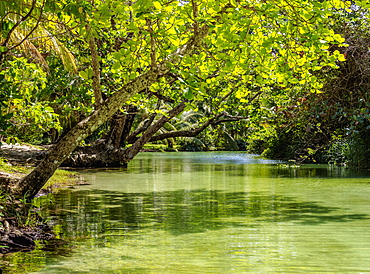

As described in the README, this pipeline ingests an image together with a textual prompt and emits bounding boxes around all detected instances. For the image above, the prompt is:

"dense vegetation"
[256,10,370,167]
[0,0,369,199]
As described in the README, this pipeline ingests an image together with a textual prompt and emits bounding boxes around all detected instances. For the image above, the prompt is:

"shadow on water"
[40,188,370,238]
[2,188,370,273]
[3,152,370,273]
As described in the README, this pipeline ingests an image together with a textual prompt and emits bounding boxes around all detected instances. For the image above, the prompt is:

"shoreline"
[0,143,81,255]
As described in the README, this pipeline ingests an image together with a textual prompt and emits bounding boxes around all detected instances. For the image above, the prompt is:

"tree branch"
[1,0,36,48]
[123,101,187,160]
[0,0,44,63]
[86,24,103,107]
[85,0,103,107]
[126,100,161,143]
[126,113,157,144]
[147,18,157,68]
[139,89,175,103]
[147,113,248,142]
[191,0,199,34]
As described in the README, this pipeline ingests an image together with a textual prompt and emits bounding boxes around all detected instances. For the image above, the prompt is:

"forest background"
[1,0,370,199]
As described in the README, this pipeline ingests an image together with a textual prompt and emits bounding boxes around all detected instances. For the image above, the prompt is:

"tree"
[256,6,370,166]
[0,0,82,144]
[1,0,365,199]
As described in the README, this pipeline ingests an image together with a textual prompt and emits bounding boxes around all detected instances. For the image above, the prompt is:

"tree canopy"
[0,0,369,198]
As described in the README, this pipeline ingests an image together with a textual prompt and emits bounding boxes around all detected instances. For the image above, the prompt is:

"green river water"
[2,152,370,273]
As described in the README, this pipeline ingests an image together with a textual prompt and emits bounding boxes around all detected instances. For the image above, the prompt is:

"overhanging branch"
[145,113,248,143]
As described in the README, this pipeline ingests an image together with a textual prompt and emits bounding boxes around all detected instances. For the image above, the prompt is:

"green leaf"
[79,70,88,80]
[112,62,122,71]
[183,87,194,100]
[153,1,162,10]
[0,1,5,17]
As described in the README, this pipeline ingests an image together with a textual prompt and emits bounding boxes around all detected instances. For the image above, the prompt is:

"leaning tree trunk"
[14,71,156,198]
[63,102,185,167]
[122,102,186,161]
[119,105,138,147]
[14,25,210,199]
[61,105,139,168]
[104,105,138,150]
[106,110,128,150]
[13,69,162,198]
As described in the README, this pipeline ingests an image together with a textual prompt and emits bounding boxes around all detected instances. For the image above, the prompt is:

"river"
[2,152,370,273]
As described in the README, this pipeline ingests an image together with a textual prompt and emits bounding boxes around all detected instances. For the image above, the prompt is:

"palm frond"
[6,27,77,74]
[180,110,204,124]
[40,29,78,74]
[12,30,49,71]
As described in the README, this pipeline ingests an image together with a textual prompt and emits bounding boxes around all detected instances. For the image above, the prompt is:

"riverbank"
[0,143,82,255]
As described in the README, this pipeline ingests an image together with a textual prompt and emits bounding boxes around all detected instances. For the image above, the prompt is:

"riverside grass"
[0,156,79,228]
[0,156,79,190]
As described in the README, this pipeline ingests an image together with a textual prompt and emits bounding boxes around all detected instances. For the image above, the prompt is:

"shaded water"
[2,152,370,273]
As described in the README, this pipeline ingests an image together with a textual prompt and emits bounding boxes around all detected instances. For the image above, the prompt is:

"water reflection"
[2,152,370,273]
[41,188,370,238]
[274,164,370,178]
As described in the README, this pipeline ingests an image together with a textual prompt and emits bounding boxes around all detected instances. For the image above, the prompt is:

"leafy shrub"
[1,57,61,143]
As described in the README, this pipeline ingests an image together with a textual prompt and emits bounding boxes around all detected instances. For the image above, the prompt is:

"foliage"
[0,187,38,228]
[255,8,370,167]
[345,127,370,168]
[3,2,354,115]
[0,0,369,171]
[324,126,370,168]
[0,57,61,142]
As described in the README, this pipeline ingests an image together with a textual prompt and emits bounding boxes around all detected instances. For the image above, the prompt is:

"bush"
[346,128,370,169]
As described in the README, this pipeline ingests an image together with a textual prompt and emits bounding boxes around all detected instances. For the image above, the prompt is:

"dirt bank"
[0,143,75,255]
[0,143,47,166]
